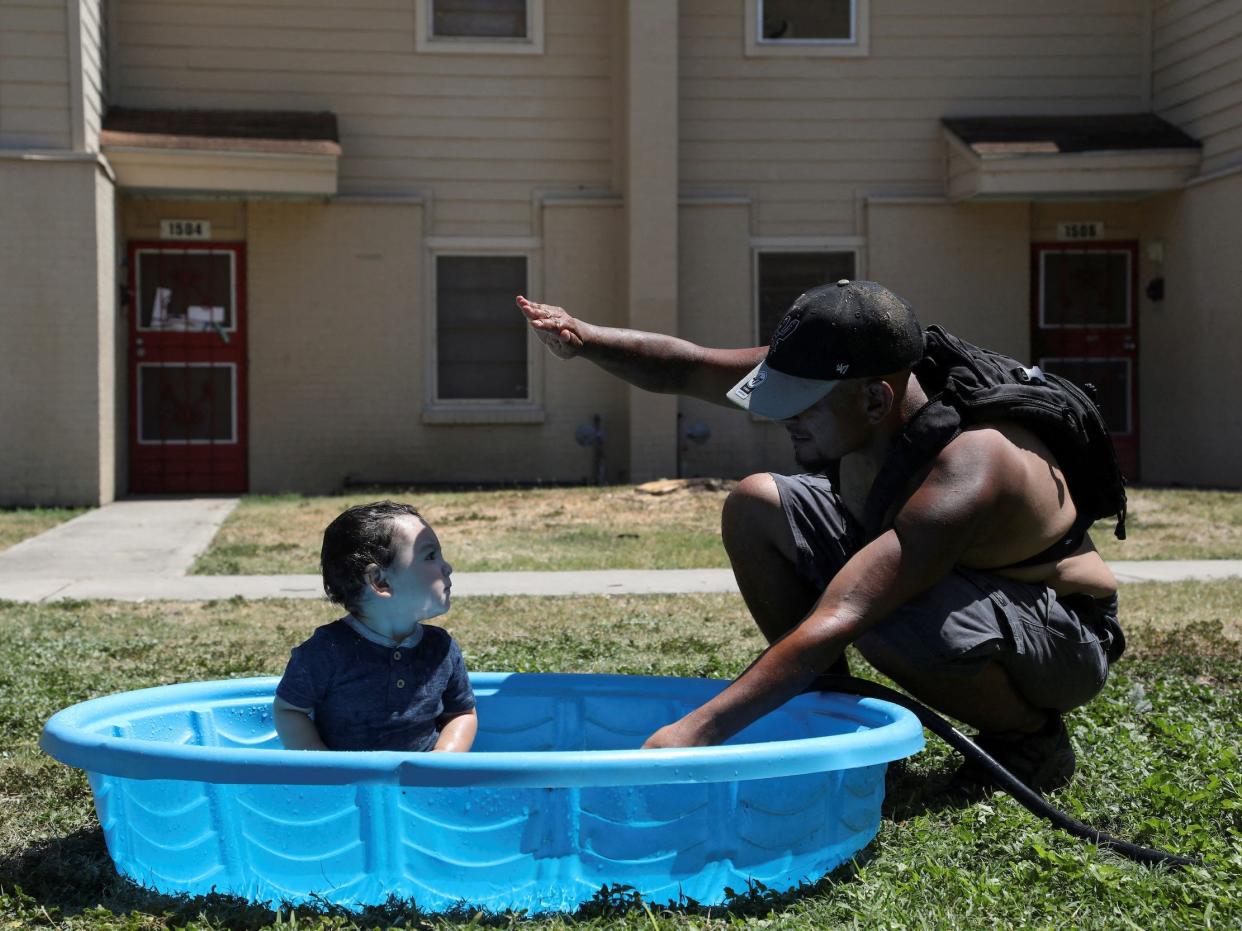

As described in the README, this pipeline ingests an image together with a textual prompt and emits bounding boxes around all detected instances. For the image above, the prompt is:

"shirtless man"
[517,280,1124,792]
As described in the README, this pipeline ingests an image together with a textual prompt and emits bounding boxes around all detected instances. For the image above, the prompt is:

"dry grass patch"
[191,482,1242,577]
[1093,486,1242,560]
[0,507,89,553]
[193,481,735,575]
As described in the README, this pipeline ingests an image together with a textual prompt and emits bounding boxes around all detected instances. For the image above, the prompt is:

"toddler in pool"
[273,501,477,752]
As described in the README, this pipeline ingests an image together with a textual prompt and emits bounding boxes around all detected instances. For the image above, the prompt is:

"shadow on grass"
[0,828,320,929]
[0,825,884,928]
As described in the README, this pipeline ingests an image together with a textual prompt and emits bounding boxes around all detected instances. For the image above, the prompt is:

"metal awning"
[942,114,1201,201]
[101,108,341,196]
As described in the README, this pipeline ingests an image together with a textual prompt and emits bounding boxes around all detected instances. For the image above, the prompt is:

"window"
[1039,250,1132,328]
[424,250,544,423]
[435,255,528,400]
[415,0,544,54]
[755,249,857,345]
[744,0,869,57]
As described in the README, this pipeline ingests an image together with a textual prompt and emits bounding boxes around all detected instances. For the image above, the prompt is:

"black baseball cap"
[727,279,923,419]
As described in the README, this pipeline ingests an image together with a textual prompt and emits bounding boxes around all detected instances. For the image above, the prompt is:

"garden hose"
[816,674,1203,869]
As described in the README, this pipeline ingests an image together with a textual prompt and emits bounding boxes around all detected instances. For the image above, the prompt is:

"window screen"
[757,251,856,345]
[432,0,527,38]
[761,0,853,41]
[436,255,529,400]
[1041,251,1131,327]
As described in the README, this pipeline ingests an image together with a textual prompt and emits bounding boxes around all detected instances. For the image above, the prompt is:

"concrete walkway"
[2,498,1241,603]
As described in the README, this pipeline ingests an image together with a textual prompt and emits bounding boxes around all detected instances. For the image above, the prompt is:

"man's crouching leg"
[857,636,1076,794]
[721,473,849,675]
[852,572,1113,793]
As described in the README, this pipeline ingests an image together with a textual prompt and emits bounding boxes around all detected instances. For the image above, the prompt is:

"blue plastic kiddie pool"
[41,672,922,913]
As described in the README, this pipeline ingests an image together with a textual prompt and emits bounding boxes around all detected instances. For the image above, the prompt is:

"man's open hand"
[516,295,585,360]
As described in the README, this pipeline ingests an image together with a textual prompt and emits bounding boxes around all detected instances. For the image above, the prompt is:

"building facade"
[2,0,1240,505]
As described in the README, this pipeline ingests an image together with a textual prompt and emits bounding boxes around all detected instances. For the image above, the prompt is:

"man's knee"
[721,473,788,555]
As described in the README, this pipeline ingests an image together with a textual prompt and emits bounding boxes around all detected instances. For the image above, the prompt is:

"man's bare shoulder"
[927,423,1031,495]
[941,420,1064,485]
[893,423,1049,542]
[916,421,1083,570]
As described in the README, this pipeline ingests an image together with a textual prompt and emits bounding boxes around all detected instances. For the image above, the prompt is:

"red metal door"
[1031,242,1139,479]
[128,242,248,493]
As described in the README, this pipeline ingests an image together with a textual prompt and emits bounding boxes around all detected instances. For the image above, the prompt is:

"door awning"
[942,114,1200,201]
[101,108,340,196]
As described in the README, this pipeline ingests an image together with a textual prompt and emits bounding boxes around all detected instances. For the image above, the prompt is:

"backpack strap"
[861,397,962,539]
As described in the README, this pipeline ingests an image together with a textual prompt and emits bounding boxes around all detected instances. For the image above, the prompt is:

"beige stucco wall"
[1139,173,1242,487]
[0,158,115,506]
[246,200,424,492]
[241,199,625,492]
[677,200,798,479]
[868,201,1031,361]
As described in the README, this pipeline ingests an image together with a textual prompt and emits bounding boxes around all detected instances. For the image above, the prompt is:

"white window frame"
[136,362,239,445]
[414,0,545,55]
[751,238,865,346]
[744,0,869,58]
[423,239,545,424]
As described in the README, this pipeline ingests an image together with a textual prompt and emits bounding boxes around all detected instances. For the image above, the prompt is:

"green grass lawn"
[0,506,88,553]
[189,484,1242,576]
[2,583,1238,930]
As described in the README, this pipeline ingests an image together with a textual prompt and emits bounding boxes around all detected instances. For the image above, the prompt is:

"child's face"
[378,514,453,620]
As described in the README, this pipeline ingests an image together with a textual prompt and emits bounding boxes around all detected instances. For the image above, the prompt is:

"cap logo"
[770,316,800,349]
[836,362,850,375]
[735,371,767,398]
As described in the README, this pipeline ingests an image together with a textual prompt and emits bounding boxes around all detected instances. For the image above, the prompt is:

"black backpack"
[861,325,1128,550]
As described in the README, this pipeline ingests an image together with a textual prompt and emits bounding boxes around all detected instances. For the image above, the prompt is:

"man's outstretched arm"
[517,296,767,407]
[642,440,1004,747]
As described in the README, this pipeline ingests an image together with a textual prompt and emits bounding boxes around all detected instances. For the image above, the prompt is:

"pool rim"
[41,672,924,789]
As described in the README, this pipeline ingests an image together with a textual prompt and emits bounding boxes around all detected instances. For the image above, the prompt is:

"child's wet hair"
[321,500,422,613]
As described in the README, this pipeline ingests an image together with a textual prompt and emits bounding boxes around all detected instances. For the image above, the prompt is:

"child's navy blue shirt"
[276,617,475,751]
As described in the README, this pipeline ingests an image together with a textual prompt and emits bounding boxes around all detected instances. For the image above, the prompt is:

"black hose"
[815,674,1203,869]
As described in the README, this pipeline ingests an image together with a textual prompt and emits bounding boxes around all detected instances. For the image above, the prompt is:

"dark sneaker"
[950,712,1076,795]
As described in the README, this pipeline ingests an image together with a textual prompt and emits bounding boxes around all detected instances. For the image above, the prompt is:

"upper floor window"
[745,0,870,58]
[416,0,545,54]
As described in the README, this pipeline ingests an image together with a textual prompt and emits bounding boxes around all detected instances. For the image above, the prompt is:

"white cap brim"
[726,360,840,420]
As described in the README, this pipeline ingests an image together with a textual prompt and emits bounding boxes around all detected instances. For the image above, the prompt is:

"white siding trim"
[0,149,116,182]
[1141,0,1154,111]
[66,0,85,151]
[1186,160,1242,188]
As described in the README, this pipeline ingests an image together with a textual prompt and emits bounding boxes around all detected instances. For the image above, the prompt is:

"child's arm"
[272,696,329,751]
[432,708,477,752]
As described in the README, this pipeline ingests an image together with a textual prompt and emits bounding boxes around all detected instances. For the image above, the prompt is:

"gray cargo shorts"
[773,472,1125,713]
